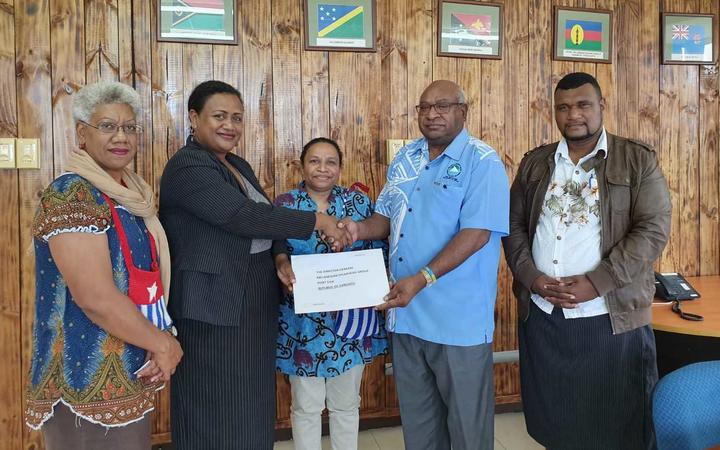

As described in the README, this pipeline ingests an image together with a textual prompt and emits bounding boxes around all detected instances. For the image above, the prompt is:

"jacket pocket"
[606,174,632,212]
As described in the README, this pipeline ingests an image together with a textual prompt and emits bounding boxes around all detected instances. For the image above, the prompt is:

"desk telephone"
[654,272,701,301]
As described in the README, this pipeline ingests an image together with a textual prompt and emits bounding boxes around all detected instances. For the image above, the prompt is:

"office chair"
[653,360,720,450]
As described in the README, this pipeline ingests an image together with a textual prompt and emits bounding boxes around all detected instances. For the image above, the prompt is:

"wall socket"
[386,139,405,164]
[0,138,15,169]
[16,138,40,169]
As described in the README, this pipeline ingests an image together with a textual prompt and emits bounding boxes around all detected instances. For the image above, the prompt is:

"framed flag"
[553,7,612,63]
[304,0,377,52]
[437,1,503,59]
[662,13,716,64]
[158,0,237,44]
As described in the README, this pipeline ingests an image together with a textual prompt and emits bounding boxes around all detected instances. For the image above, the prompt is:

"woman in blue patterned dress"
[274,138,388,450]
[24,82,182,449]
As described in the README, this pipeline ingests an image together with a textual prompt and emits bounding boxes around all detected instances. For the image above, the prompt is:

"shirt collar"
[409,128,470,161]
[555,127,608,166]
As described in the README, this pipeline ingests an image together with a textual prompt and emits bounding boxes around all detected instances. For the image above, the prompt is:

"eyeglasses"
[671,300,704,321]
[81,121,144,135]
[415,102,465,115]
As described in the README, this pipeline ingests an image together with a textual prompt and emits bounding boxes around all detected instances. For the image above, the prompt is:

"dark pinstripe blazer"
[159,137,316,326]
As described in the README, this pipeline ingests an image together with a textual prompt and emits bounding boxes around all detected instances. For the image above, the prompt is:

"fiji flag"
[672,25,706,55]
[317,4,364,39]
[565,20,603,51]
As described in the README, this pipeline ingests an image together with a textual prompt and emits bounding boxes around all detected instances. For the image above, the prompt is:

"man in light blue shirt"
[340,80,509,450]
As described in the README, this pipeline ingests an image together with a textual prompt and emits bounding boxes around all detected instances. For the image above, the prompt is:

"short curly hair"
[72,81,141,124]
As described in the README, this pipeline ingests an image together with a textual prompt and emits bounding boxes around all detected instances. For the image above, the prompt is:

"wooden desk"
[652,276,720,337]
[652,276,720,376]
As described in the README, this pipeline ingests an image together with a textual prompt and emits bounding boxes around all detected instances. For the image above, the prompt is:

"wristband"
[420,266,437,287]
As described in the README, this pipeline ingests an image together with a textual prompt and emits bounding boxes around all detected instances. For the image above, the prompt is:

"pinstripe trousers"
[171,251,280,450]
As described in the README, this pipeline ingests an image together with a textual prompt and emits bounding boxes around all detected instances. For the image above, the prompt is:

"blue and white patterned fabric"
[375,128,510,346]
[275,183,388,378]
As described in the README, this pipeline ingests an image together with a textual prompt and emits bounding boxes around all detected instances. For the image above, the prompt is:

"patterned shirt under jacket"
[25,173,171,429]
[275,183,388,378]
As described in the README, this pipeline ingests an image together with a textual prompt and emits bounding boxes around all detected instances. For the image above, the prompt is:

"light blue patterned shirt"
[376,129,509,346]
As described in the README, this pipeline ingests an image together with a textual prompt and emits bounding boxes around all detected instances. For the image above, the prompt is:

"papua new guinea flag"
[451,13,491,36]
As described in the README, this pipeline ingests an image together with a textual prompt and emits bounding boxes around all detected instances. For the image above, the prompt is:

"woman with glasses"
[160,81,351,449]
[24,81,183,449]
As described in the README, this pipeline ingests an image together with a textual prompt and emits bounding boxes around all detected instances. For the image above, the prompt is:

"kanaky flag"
[451,13,491,36]
[565,20,602,51]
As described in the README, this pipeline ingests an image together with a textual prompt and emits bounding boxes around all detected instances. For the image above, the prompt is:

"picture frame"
[304,0,377,52]
[157,0,237,45]
[553,7,613,63]
[437,0,503,59]
[661,13,716,65]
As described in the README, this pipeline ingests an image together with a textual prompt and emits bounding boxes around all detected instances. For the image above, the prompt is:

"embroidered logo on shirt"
[447,163,462,177]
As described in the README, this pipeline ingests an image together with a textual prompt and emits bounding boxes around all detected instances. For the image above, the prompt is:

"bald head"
[421,80,466,104]
[417,80,468,153]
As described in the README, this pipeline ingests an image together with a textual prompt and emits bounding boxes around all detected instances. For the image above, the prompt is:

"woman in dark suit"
[160,80,347,449]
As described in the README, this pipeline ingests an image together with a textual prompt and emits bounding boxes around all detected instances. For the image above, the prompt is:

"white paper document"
[291,248,389,314]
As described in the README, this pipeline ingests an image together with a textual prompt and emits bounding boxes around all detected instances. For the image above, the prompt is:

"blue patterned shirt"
[275,183,388,377]
[375,129,510,346]
[25,174,170,428]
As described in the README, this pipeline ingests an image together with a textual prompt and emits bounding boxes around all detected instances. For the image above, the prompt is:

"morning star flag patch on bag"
[335,307,380,339]
[316,4,366,46]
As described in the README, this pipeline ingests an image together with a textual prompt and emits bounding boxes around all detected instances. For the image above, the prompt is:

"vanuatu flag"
[565,20,603,51]
[451,13,491,36]
[162,0,225,31]
[317,4,364,39]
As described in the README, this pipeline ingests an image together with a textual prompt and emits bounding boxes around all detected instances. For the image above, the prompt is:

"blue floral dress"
[275,183,388,378]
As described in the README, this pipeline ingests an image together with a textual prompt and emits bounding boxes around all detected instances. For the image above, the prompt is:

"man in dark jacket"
[503,72,671,450]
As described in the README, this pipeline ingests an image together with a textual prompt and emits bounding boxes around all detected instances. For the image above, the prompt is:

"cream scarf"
[65,149,171,303]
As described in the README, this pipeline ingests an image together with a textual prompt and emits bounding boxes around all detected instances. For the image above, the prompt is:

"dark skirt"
[519,301,658,450]
[171,250,279,450]
[43,403,151,450]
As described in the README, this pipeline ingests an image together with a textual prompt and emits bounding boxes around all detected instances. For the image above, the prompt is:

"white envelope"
[291,248,389,314]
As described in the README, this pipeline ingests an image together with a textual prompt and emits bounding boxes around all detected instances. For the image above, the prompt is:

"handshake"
[314,214,361,252]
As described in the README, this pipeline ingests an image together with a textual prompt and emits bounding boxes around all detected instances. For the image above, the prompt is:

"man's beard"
[562,125,600,142]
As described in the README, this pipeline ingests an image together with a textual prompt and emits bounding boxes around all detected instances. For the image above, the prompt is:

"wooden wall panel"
[0,3,20,449]
[85,0,119,83]
[15,0,54,447]
[50,0,84,177]
[125,0,153,181]
[1,0,719,447]
[272,0,303,195]
[241,0,274,190]
[699,0,720,276]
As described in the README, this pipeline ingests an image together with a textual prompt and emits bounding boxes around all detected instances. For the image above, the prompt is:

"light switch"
[0,138,15,169]
[386,139,405,164]
[16,138,40,169]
